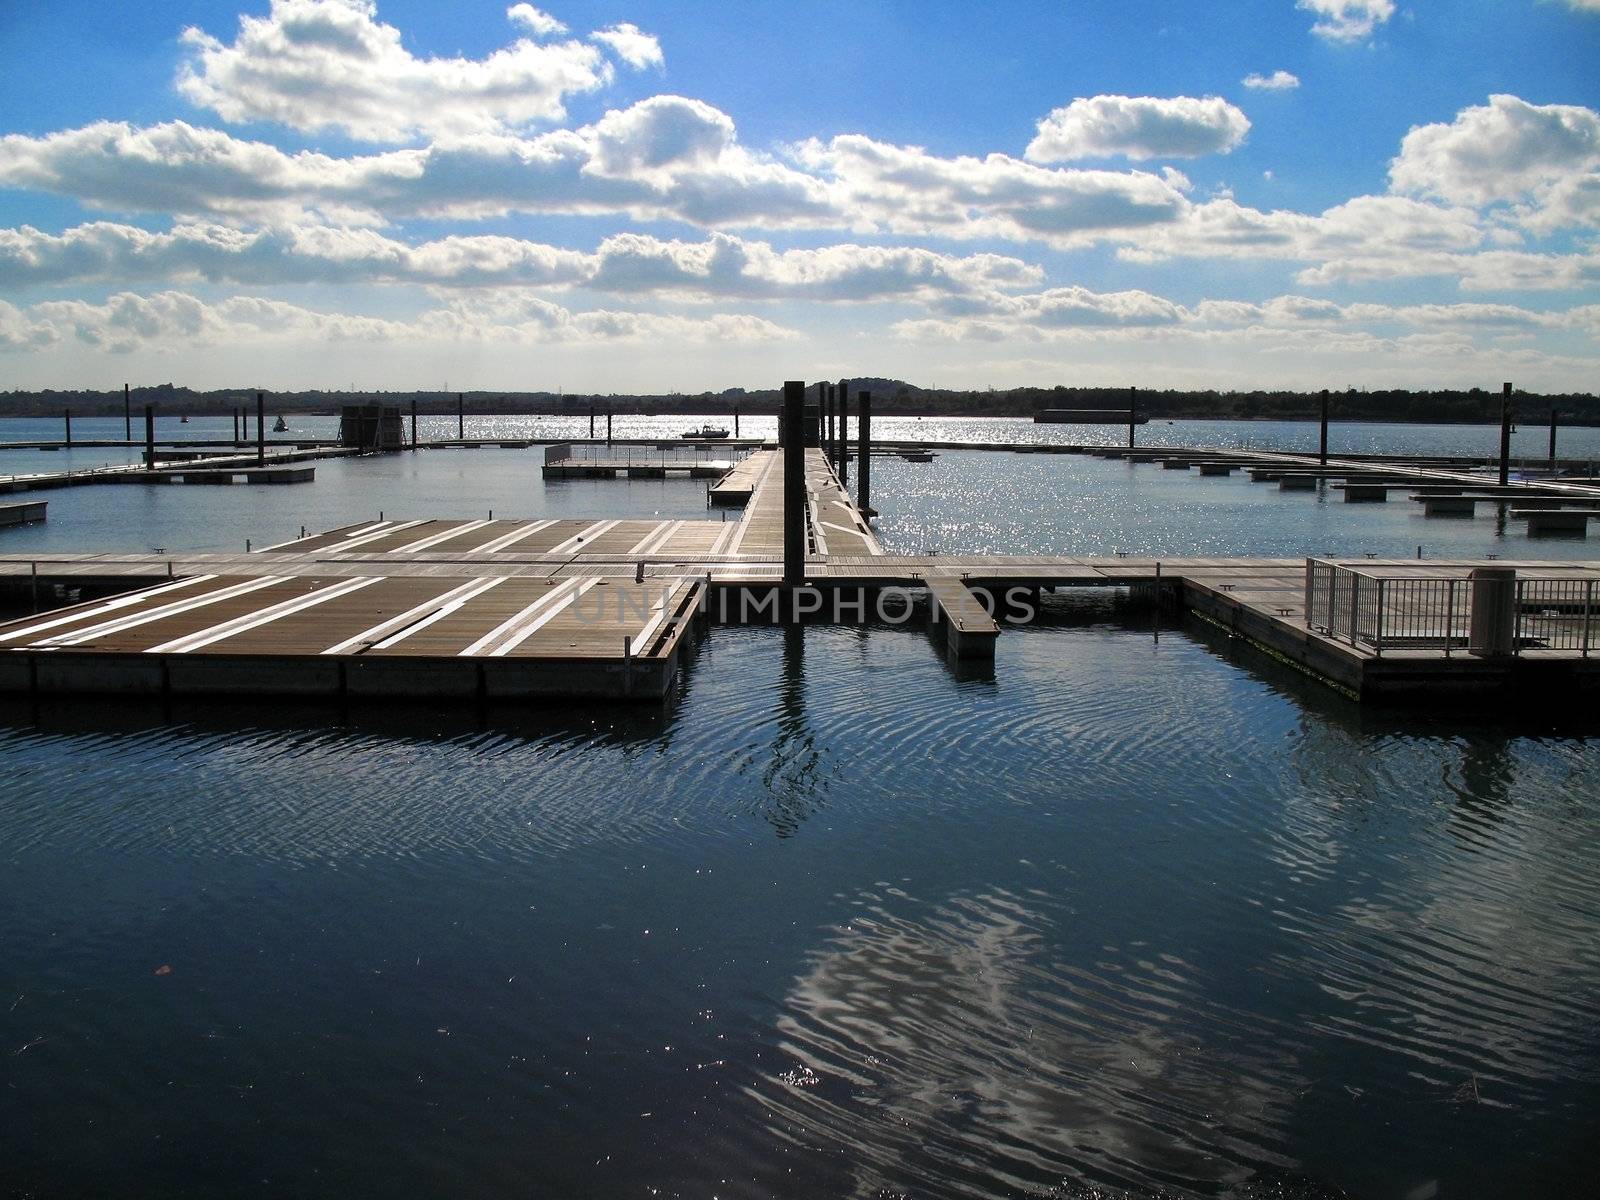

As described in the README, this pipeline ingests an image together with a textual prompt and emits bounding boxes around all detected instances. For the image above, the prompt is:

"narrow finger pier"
[0,569,707,700]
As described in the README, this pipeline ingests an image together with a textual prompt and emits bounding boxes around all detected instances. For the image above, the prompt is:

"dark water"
[3,420,1599,1198]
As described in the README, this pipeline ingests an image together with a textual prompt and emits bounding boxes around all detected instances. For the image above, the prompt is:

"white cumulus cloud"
[1242,70,1300,91]
[505,4,566,37]
[176,0,622,141]
[1025,95,1250,161]
[1389,94,1600,233]
[590,23,663,70]
[1298,0,1395,43]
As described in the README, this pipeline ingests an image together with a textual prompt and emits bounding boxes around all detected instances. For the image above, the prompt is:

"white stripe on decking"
[456,577,597,658]
[327,519,428,552]
[627,582,687,657]
[38,577,286,648]
[473,519,558,554]
[626,520,671,556]
[808,496,828,555]
[629,520,685,556]
[320,576,505,655]
[546,520,618,557]
[393,519,491,554]
[483,578,604,658]
[0,575,217,643]
[147,577,383,654]
[708,522,737,557]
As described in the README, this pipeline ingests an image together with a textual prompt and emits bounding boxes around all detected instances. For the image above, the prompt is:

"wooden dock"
[0,501,46,528]
[2,443,1598,702]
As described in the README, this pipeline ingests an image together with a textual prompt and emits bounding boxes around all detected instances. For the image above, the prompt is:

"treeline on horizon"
[3,380,1597,425]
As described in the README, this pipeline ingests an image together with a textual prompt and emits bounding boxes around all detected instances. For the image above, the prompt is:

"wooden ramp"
[925,577,1000,660]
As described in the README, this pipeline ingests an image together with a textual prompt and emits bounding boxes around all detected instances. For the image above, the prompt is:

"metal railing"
[1305,558,1596,657]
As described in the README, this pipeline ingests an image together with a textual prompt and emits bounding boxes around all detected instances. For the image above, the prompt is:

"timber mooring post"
[858,388,873,516]
[256,392,266,467]
[1549,409,1559,472]
[606,406,612,445]
[410,399,417,450]
[457,393,464,442]
[124,383,131,441]
[1127,386,1137,449]
[1319,388,1330,465]
[824,384,835,467]
[782,380,806,586]
[589,406,595,438]
[733,404,740,438]
[64,409,71,446]
[1499,381,1513,487]
[838,382,849,486]
[144,404,155,469]
[232,408,238,443]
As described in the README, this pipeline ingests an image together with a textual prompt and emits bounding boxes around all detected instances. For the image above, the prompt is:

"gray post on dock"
[232,408,238,444]
[858,388,872,515]
[589,406,595,438]
[838,381,849,486]
[64,409,71,447]
[457,393,464,442]
[733,404,740,438]
[1319,388,1329,465]
[1549,409,1558,471]
[782,380,806,585]
[1468,567,1517,657]
[606,406,612,445]
[143,404,155,470]
[256,391,265,468]
[411,399,418,450]
[1127,387,1137,449]
[1498,381,1513,487]
[124,382,131,441]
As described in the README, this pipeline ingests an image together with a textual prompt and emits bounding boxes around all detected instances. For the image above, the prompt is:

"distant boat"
[682,424,729,439]
[901,450,937,462]
[272,416,288,432]
[179,414,189,424]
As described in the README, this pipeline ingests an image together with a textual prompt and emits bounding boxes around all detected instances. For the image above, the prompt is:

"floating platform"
[0,501,46,528]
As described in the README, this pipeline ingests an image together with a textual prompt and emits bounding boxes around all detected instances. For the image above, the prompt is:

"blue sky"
[1,0,1598,394]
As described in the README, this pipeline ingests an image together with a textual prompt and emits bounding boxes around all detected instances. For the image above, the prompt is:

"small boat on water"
[682,424,729,439]
[901,450,937,462]
[272,416,289,432]
[179,414,189,424]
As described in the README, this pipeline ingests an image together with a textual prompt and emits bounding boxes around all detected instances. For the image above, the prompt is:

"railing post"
[1374,577,1385,656]
[1303,558,1313,628]
[1583,578,1593,658]
[1445,578,1455,657]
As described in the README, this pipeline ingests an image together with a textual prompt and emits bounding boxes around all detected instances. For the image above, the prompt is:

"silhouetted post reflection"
[760,621,824,837]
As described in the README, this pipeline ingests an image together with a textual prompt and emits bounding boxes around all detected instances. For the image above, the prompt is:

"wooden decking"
[2,444,1599,702]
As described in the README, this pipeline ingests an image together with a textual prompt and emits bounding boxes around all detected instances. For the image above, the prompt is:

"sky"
[0,0,1598,395]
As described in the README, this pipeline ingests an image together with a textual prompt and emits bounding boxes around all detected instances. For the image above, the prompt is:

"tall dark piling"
[858,388,873,515]
[1499,382,1513,487]
[825,384,836,467]
[606,406,613,445]
[838,382,849,486]
[589,406,595,438]
[782,380,806,585]
[733,405,740,438]
[256,392,266,467]
[1127,387,1137,449]
[143,405,155,469]
[64,409,72,447]
[1319,389,1330,465]
[124,383,131,441]
[1549,409,1559,471]
[232,408,239,443]
[410,399,418,450]
[457,393,465,442]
